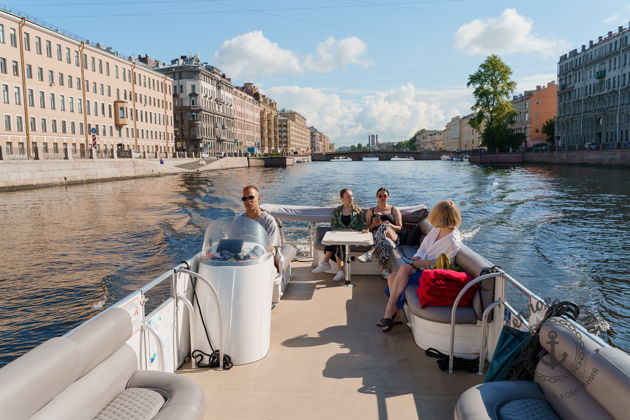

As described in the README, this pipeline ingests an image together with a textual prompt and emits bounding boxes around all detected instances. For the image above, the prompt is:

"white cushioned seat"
[95,387,165,420]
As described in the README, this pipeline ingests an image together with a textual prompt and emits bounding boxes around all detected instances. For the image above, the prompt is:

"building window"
[10,28,17,47]
[37,67,43,81]
[66,47,71,64]
[115,65,119,79]
[83,54,87,69]
[16,116,23,131]
[56,44,62,61]
[51,119,57,133]
[0,24,4,43]
[68,74,73,88]
[80,122,84,135]
[39,91,45,108]
[86,100,91,115]
[14,87,21,105]
[35,36,41,54]
[24,32,30,50]
[27,89,33,106]
[4,115,11,131]
[46,40,52,57]
[0,58,6,74]
[78,98,82,114]
[26,64,32,79]
[535,113,539,119]
[30,117,35,131]
[12,61,18,76]
[98,59,103,74]
[58,72,64,86]
[69,97,74,112]
[41,118,47,132]
[106,62,110,76]
[43,142,48,153]
[91,56,95,71]
[71,121,75,134]
[48,70,54,84]
[74,51,79,66]
[50,93,56,110]
[60,95,65,111]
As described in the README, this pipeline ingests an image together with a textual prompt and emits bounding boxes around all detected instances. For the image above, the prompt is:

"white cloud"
[213,31,302,80]
[304,36,374,72]
[214,32,372,80]
[265,84,473,145]
[453,9,568,57]
[604,14,619,24]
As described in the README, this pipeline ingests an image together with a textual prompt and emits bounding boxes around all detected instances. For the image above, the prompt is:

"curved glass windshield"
[201,216,270,264]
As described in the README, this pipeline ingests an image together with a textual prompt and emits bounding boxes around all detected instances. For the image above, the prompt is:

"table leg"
[344,244,353,287]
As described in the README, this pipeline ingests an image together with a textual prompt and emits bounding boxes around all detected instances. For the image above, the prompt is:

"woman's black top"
[340,214,352,226]
[371,207,395,224]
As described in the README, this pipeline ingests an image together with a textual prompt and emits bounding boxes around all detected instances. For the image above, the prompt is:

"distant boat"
[391,156,414,161]
[452,156,463,162]
[463,154,470,161]
[362,156,379,161]
[440,155,452,161]
[331,156,352,162]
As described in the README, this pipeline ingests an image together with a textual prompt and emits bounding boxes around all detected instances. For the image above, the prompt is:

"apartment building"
[0,9,174,160]
[367,134,378,147]
[233,86,260,151]
[459,114,482,151]
[511,82,557,147]
[557,24,630,148]
[415,129,442,150]
[309,126,329,153]
[240,83,278,153]
[278,110,310,154]
[442,116,461,151]
[154,56,235,155]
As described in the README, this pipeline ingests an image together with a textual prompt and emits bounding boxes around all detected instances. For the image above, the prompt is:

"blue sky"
[5,0,630,145]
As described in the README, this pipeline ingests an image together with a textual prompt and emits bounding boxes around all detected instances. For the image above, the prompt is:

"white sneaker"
[333,270,345,281]
[357,251,373,263]
[312,261,331,273]
[382,269,392,280]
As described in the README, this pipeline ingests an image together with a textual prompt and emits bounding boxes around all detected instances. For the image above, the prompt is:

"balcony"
[114,101,128,127]
[595,69,606,80]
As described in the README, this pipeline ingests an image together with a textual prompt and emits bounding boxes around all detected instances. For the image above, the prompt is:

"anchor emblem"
[540,330,568,369]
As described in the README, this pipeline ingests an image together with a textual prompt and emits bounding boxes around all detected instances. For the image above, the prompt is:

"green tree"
[350,145,357,152]
[467,55,519,152]
[542,117,555,143]
[357,143,364,151]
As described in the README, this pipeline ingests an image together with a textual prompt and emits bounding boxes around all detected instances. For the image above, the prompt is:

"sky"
[5,0,630,146]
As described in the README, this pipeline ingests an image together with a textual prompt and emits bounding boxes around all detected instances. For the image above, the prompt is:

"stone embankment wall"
[0,157,257,192]
[469,150,630,167]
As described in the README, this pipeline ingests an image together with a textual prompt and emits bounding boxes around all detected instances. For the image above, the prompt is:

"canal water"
[0,160,628,366]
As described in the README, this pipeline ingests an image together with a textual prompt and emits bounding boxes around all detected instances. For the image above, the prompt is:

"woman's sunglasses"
[378,194,388,198]
[241,195,256,202]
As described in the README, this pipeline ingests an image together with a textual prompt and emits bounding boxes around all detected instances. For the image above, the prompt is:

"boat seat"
[404,286,478,324]
[276,243,297,272]
[455,316,630,420]
[0,308,206,420]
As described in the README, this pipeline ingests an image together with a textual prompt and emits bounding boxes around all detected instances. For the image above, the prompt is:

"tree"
[350,145,357,152]
[467,55,519,152]
[542,118,555,143]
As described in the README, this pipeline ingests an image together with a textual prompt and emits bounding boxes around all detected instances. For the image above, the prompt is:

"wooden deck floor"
[180,262,482,420]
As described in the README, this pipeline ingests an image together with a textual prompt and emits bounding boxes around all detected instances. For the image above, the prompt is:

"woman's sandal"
[381,317,397,332]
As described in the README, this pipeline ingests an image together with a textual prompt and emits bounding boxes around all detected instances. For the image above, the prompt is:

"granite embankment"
[0,157,263,192]
[469,149,630,167]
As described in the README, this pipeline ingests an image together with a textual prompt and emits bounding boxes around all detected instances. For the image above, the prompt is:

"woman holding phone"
[357,187,402,279]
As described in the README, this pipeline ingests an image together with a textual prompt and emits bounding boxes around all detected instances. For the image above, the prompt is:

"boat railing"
[65,257,225,372]
[277,220,316,259]
[448,267,608,374]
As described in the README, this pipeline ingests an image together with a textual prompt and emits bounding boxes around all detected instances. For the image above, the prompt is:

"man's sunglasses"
[241,195,256,202]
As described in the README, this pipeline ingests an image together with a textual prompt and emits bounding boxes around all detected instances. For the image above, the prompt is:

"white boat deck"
[180,262,482,419]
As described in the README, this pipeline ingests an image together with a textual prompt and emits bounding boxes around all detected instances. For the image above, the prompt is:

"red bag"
[416,269,477,308]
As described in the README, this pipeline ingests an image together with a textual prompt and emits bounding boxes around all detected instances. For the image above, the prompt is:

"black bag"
[399,224,423,246]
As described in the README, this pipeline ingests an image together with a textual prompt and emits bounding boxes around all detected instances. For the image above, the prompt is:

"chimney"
[599,36,603,42]
[608,31,613,37]
[589,40,594,47]
[581,45,586,52]
[619,26,624,33]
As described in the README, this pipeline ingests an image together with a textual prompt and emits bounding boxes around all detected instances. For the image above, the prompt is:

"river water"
[0,160,629,366]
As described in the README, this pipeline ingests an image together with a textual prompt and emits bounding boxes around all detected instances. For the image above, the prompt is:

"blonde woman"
[379,200,463,332]
[312,188,366,281]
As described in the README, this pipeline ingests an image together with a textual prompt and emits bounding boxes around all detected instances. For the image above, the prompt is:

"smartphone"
[373,214,381,220]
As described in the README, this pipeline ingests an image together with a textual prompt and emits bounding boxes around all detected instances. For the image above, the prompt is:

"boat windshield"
[201,216,270,263]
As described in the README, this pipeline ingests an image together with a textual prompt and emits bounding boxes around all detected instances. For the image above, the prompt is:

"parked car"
[584,142,600,150]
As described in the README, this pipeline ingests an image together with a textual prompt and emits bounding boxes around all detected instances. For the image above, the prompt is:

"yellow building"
[0,9,174,160]
[279,110,310,154]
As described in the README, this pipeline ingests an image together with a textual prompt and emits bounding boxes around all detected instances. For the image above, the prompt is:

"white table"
[321,231,373,286]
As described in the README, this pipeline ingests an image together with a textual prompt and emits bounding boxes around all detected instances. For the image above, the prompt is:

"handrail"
[174,268,224,369]
[141,262,188,293]
[176,295,198,368]
[142,324,165,371]
[448,272,501,373]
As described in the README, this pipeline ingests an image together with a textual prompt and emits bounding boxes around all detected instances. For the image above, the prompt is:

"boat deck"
[180,261,482,419]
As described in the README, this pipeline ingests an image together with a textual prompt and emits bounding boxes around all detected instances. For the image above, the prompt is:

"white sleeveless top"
[412,227,462,262]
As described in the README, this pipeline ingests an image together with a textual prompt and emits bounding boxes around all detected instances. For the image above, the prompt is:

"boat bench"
[455,316,630,420]
[0,307,206,420]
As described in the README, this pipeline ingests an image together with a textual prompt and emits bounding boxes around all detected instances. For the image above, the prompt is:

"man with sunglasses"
[238,185,280,251]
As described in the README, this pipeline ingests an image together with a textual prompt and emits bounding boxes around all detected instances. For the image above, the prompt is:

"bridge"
[311,150,452,161]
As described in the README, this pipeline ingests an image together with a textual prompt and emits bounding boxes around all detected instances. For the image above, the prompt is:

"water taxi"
[1,205,628,420]
[391,156,415,161]
[440,155,453,161]
[331,156,353,162]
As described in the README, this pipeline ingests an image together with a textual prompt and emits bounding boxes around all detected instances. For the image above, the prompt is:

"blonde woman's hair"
[339,188,362,214]
[429,200,462,228]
